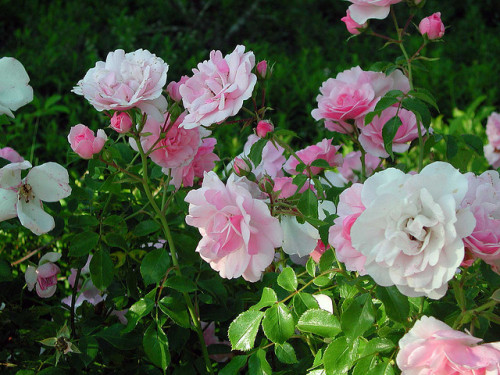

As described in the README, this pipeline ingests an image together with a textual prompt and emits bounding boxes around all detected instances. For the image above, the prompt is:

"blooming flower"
[338,150,380,183]
[341,9,368,35]
[180,45,257,128]
[67,124,107,159]
[346,0,403,24]
[166,75,189,102]
[110,112,133,134]
[0,57,33,117]
[240,134,286,180]
[350,162,476,299]
[25,252,61,298]
[73,49,168,122]
[0,147,24,163]
[419,12,445,40]
[485,112,500,168]
[397,316,500,374]
[0,161,72,235]
[284,138,343,176]
[185,172,283,282]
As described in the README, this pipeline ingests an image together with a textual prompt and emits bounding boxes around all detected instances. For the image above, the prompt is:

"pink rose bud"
[68,124,107,159]
[110,112,133,134]
[419,12,445,40]
[233,157,251,176]
[166,75,189,102]
[0,147,24,163]
[256,60,268,79]
[341,10,368,35]
[256,120,274,138]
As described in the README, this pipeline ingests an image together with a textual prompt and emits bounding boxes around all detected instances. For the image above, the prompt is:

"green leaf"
[297,309,341,338]
[402,97,431,129]
[248,138,267,166]
[376,286,409,323]
[306,257,317,277]
[0,259,12,282]
[228,310,264,351]
[298,189,319,219]
[78,336,99,367]
[69,231,99,257]
[219,355,249,375]
[250,287,278,311]
[319,248,335,273]
[310,158,331,168]
[293,292,319,318]
[262,303,295,344]
[341,294,375,340]
[159,296,190,328]
[352,355,377,375]
[96,323,139,350]
[103,232,129,250]
[462,134,484,155]
[140,248,171,285]
[90,249,114,290]
[382,116,402,158]
[123,297,155,333]
[275,342,298,364]
[68,215,99,228]
[248,348,272,375]
[371,361,396,375]
[373,96,400,113]
[143,322,170,370]
[362,338,395,356]
[292,174,309,191]
[446,135,459,160]
[164,275,197,292]
[323,336,359,374]
[134,220,161,237]
[277,267,298,291]
[409,88,439,111]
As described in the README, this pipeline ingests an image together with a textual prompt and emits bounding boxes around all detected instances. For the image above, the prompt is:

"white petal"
[0,57,34,117]
[36,283,57,298]
[0,161,31,188]
[0,188,17,221]
[313,294,334,314]
[17,197,55,235]
[25,265,37,290]
[27,162,71,202]
[281,216,320,257]
[318,200,336,220]
[348,4,390,24]
[39,252,62,265]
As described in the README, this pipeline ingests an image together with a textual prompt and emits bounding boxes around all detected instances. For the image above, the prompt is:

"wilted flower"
[25,252,61,298]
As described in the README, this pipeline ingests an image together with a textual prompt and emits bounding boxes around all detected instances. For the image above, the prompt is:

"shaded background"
[1,0,500,162]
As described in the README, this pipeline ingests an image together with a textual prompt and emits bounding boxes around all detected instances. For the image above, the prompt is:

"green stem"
[70,267,83,339]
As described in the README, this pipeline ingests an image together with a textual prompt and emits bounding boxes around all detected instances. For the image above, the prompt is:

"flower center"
[18,183,35,203]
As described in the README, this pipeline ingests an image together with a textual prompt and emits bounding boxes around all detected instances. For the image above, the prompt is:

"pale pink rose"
[284,138,343,176]
[256,120,274,138]
[139,112,201,169]
[461,171,500,272]
[419,12,445,40]
[202,322,232,362]
[166,75,189,102]
[357,107,426,158]
[485,144,500,169]
[338,151,380,182]
[341,9,368,35]
[167,137,219,189]
[110,112,133,134]
[241,134,285,180]
[486,112,500,149]
[329,183,367,274]
[256,60,268,79]
[0,57,33,118]
[0,147,24,163]
[68,124,107,159]
[397,316,500,374]
[180,45,257,129]
[273,177,315,199]
[312,67,410,133]
[347,0,403,24]
[351,162,476,299]
[25,252,61,298]
[185,172,283,282]
[73,49,168,122]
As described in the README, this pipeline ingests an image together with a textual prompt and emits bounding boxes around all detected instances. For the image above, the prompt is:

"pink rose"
[310,241,328,263]
[357,107,426,158]
[68,124,107,159]
[284,138,343,176]
[180,45,257,129]
[256,120,274,138]
[485,145,500,169]
[166,75,189,102]
[185,172,283,282]
[461,171,500,272]
[328,184,367,274]
[233,157,251,177]
[73,49,168,122]
[397,316,500,374]
[256,60,268,79]
[241,134,285,180]
[110,112,133,134]
[168,137,219,189]
[338,151,380,182]
[419,12,445,40]
[25,252,61,298]
[138,112,201,169]
[202,322,232,362]
[341,9,368,35]
[347,0,403,24]
[0,147,24,163]
[486,112,500,149]
[272,177,315,199]
[312,67,410,133]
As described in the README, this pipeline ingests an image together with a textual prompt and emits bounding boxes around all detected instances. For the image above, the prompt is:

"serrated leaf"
[90,249,114,290]
[402,98,431,129]
[229,310,264,351]
[70,231,99,257]
[164,275,197,292]
[277,267,298,291]
[376,286,409,323]
[158,296,190,328]
[342,294,375,340]
[373,96,399,113]
[362,338,395,356]
[293,292,319,318]
[371,361,396,375]
[140,248,170,285]
[122,297,155,333]
[409,88,439,111]
[310,158,331,168]
[219,355,248,375]
[250,287,278,311]
[352,355,378,375]
[262,303,294,344]
[323,336,359,374]
[306,257,317,277]
[248,348,272,375]
[462,134,484,156]
[275,342,298,364]
[298,189,319,219]
[297,309,341,338]
[133,220,161,237]
[103,232,129,250]
[143,323,170,370]
[319,248,335,273]
[248,138,267,167]
[382,116,402,158]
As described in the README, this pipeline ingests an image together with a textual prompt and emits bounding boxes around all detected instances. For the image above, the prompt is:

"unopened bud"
[256,120,274,138]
